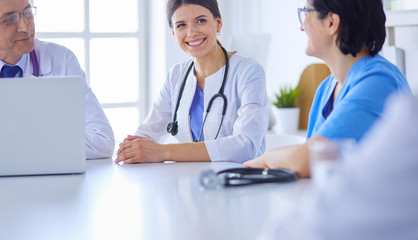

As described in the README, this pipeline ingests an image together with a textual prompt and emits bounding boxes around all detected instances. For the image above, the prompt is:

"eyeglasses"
[297,7,317,25]
[0,6,37,26]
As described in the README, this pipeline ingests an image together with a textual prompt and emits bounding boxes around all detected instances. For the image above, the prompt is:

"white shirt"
[135,53,269,163]
[24,39,115,159]
[262,91,418,239]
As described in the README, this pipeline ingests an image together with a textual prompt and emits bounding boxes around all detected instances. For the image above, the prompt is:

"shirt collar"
[0,53,28,75]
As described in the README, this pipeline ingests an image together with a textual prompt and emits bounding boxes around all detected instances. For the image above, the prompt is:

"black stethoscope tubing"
[167,45,229,141]
[217,168,297,187]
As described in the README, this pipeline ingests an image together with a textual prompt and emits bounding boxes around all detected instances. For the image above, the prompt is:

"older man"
[0,0,114,158]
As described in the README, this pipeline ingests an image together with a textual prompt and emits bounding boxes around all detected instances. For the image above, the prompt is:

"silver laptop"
[0,76,86,176]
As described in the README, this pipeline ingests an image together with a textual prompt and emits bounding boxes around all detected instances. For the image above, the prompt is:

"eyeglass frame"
[297,7,318,25]
[0,6,37,26]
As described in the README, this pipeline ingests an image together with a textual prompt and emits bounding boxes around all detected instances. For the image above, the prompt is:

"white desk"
[0,160,311,240]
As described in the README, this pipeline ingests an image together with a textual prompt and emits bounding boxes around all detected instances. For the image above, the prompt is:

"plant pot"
[272,107,300,133]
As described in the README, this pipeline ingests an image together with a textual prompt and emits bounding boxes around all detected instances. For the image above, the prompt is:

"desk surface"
[0,159,311,240]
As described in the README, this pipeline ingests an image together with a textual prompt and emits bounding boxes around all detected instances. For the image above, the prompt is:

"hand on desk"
[115,136,210,164]
[243,136,325,178]
[115,135,168,164]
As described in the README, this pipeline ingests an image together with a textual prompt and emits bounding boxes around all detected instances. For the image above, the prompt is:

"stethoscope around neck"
[29,49,40,77]
[167,45,229,142]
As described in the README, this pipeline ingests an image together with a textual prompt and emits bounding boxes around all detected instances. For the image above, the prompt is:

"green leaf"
[272,85,299,108]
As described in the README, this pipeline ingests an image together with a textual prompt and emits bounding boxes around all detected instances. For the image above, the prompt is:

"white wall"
[394,26,418,93]
[257,0,323,97]
[148,0,168,105]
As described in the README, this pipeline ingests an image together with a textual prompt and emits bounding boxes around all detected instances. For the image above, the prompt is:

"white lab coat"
[23,38,115,159]
[136,53,269,163]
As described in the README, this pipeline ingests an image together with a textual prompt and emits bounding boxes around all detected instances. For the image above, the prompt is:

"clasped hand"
[115,135,168,164]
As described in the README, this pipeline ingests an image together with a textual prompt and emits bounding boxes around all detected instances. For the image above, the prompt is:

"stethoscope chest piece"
[167,121,178,136]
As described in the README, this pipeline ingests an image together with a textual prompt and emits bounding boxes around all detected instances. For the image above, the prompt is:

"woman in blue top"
[244,0,410,177]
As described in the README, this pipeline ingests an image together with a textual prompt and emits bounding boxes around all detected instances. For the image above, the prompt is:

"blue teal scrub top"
[190,84,205,142]
[307,54,411,141]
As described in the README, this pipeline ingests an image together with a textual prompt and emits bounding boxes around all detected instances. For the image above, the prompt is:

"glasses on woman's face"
[297,7,317,25]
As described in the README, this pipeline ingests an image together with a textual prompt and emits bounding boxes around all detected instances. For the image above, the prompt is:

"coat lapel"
[177,65,197,142]
[25,39,52,77]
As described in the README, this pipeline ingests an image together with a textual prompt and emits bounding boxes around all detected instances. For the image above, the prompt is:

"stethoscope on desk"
[199,168,297,188]
[167,45,229,142]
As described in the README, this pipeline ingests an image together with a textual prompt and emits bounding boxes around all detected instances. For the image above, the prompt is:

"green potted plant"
[273,86,299,108]
[271,85,300,133]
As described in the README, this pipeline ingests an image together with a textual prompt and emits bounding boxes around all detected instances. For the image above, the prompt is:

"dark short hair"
[308,0,386,57]
[167,0,221,29]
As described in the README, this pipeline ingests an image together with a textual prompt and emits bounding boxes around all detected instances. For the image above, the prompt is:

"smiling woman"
[171,4,222,60]
[168,0,222,60]
[115,0,269,165]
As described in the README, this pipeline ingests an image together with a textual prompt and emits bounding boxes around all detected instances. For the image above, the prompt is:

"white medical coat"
[135,53,269,163]
[23,39,115,159]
